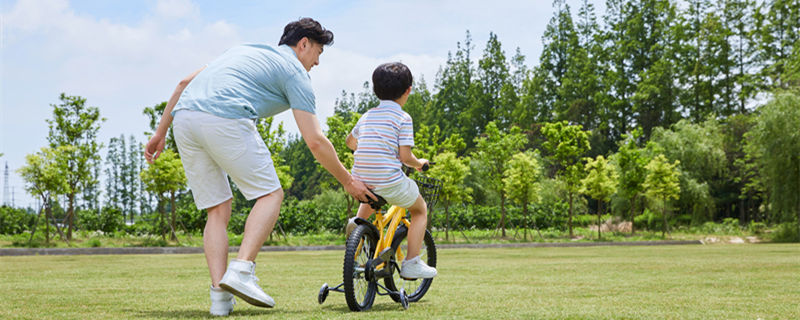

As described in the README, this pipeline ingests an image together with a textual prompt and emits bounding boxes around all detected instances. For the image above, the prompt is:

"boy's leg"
[237,188,284,261]
[347,203,375,236]
[400,194,437,279]
[405,195,427,259]
[204,198,232,288]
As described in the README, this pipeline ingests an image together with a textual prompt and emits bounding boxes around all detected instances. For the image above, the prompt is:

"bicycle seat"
[360,191,387,211]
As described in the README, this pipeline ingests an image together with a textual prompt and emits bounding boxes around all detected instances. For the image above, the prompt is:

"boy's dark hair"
[372,62,413,101]
[279,17,334,46]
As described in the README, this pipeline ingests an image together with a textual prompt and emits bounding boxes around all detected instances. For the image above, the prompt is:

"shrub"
[770,223,799,243]
[0,206,36,235]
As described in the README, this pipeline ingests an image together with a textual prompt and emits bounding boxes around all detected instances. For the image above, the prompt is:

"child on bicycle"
[345,62,437,279]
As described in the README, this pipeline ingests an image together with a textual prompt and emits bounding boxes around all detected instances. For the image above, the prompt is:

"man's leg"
[205,198,233,288]
[237,188,284,261]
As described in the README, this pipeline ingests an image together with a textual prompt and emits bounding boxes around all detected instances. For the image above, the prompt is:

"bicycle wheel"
[343,224,378,311]
[384,226,436,302]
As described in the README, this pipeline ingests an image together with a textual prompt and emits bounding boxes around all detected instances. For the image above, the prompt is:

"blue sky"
[1,0,599,208]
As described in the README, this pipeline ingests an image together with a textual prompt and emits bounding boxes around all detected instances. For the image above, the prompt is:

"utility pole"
[2,161,10,206]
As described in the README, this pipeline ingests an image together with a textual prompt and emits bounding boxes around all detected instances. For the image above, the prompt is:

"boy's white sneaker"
[219,259,275,308]
[399,255,437,279]
[209,286,235,316]
[345,217,358,237]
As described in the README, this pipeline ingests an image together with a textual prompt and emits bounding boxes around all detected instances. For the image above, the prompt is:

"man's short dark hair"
[372,62,413,101]
[279,17,334,46]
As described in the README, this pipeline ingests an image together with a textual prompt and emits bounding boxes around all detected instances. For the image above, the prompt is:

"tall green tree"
[643,154,681,238]
[503,151,542,241]
[755,0,800,90]
[323,113,361,216]
[744,91,800,236]
[429,152,472,240]
[580,155,618,240]
[432,31,475,141]
[473,122,526,237]
[467,32,511,143]
[46,93,104,240]
[18,147,70,244]
[541,121,591,237]
[611,129,650,234]
[140,149,186,241]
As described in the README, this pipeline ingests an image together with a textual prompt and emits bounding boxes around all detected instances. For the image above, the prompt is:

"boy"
[345,62,437,279]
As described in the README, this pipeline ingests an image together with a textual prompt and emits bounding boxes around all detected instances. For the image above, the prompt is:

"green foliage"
[580,155,618,203]
[0,207,35,235]
[256,117,294,190]
[744,91,800,226]
[643,154,681,203]
[503,151,542,206]
[769,222,800,243]
[139,149,186,198]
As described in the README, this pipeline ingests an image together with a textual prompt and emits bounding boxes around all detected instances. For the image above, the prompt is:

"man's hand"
[144,134,166,164]
[344,178,376,203]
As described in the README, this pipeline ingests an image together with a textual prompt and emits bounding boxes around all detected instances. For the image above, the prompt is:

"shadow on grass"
[129,308,304,319]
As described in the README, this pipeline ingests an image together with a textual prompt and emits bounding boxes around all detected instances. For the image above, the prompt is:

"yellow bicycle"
[318,165,442,311]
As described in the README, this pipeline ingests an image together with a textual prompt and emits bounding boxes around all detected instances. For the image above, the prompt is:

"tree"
[611,129,649,234]
[433,31,475,144]
[323,113,361,216]
[473,122,526,237]
[429,152,472,241]
[503,151,542,241]
[744,91,800,236]
[255,116,293,190]
[541,121,590,237]
[643,154,681,238]
[140,149,186,241]
[650,119,726,224]
[18,147,70,244]
[580,155,618,240]
[46,93,104,240]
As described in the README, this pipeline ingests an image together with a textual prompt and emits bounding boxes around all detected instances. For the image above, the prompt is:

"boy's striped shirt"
[350,100,414,187]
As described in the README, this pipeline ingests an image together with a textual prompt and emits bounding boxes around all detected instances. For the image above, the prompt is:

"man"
[144,18,374,316]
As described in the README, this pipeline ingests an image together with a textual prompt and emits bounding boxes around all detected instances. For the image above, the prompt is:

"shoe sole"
[219,283,274,308]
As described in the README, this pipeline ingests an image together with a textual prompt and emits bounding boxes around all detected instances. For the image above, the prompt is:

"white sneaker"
[345,217,358,237]
[399,255,437,279]
[219,259,275,308]
[209,286,235,316]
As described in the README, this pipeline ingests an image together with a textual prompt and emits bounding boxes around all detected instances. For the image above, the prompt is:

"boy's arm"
[399,146,428,170]
[346,133,357,151]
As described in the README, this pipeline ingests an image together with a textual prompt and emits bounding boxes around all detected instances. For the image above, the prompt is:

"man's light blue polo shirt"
[172,44,316,119]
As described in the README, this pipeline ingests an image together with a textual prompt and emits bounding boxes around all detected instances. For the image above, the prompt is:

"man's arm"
[293,109,375,202]
[144,66,205,163]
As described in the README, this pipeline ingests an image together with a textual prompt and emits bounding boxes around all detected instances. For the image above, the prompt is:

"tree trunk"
[158,196,166,241]
[597,201,603,240]
[29,201,44,246]
[169,191,177,242]
[568,192,574,238]
[500,195,507,238]
[444,202,450,242]
[67,193,75,241]
[522,201,528,241]
[630,194,637,236]
[661,198,668,239]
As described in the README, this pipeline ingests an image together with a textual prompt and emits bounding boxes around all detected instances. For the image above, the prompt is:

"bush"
[770,223,799,243]
[76,207,125,233]
[0,206,36,234]
[748,221,767,235]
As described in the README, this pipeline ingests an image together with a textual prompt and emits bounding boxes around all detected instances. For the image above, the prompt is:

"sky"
[1,0,602,209]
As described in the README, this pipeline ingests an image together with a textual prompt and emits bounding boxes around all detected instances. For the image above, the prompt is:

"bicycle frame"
[371,205,411,262]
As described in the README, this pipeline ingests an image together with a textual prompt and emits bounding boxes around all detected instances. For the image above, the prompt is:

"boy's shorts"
[373,176,421,209]
[173,110,281,209]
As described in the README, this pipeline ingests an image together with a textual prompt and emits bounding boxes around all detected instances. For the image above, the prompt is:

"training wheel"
[318,283,329,304]
[399,288,409,310]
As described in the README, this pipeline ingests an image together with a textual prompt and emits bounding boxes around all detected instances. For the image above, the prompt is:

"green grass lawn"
[1,244,798,319]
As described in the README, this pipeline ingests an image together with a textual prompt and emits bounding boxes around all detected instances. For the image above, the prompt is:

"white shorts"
[373,176,421,209]
[173,110,281,209]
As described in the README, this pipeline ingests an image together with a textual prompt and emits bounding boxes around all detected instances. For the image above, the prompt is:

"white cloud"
[155,0,196,19]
